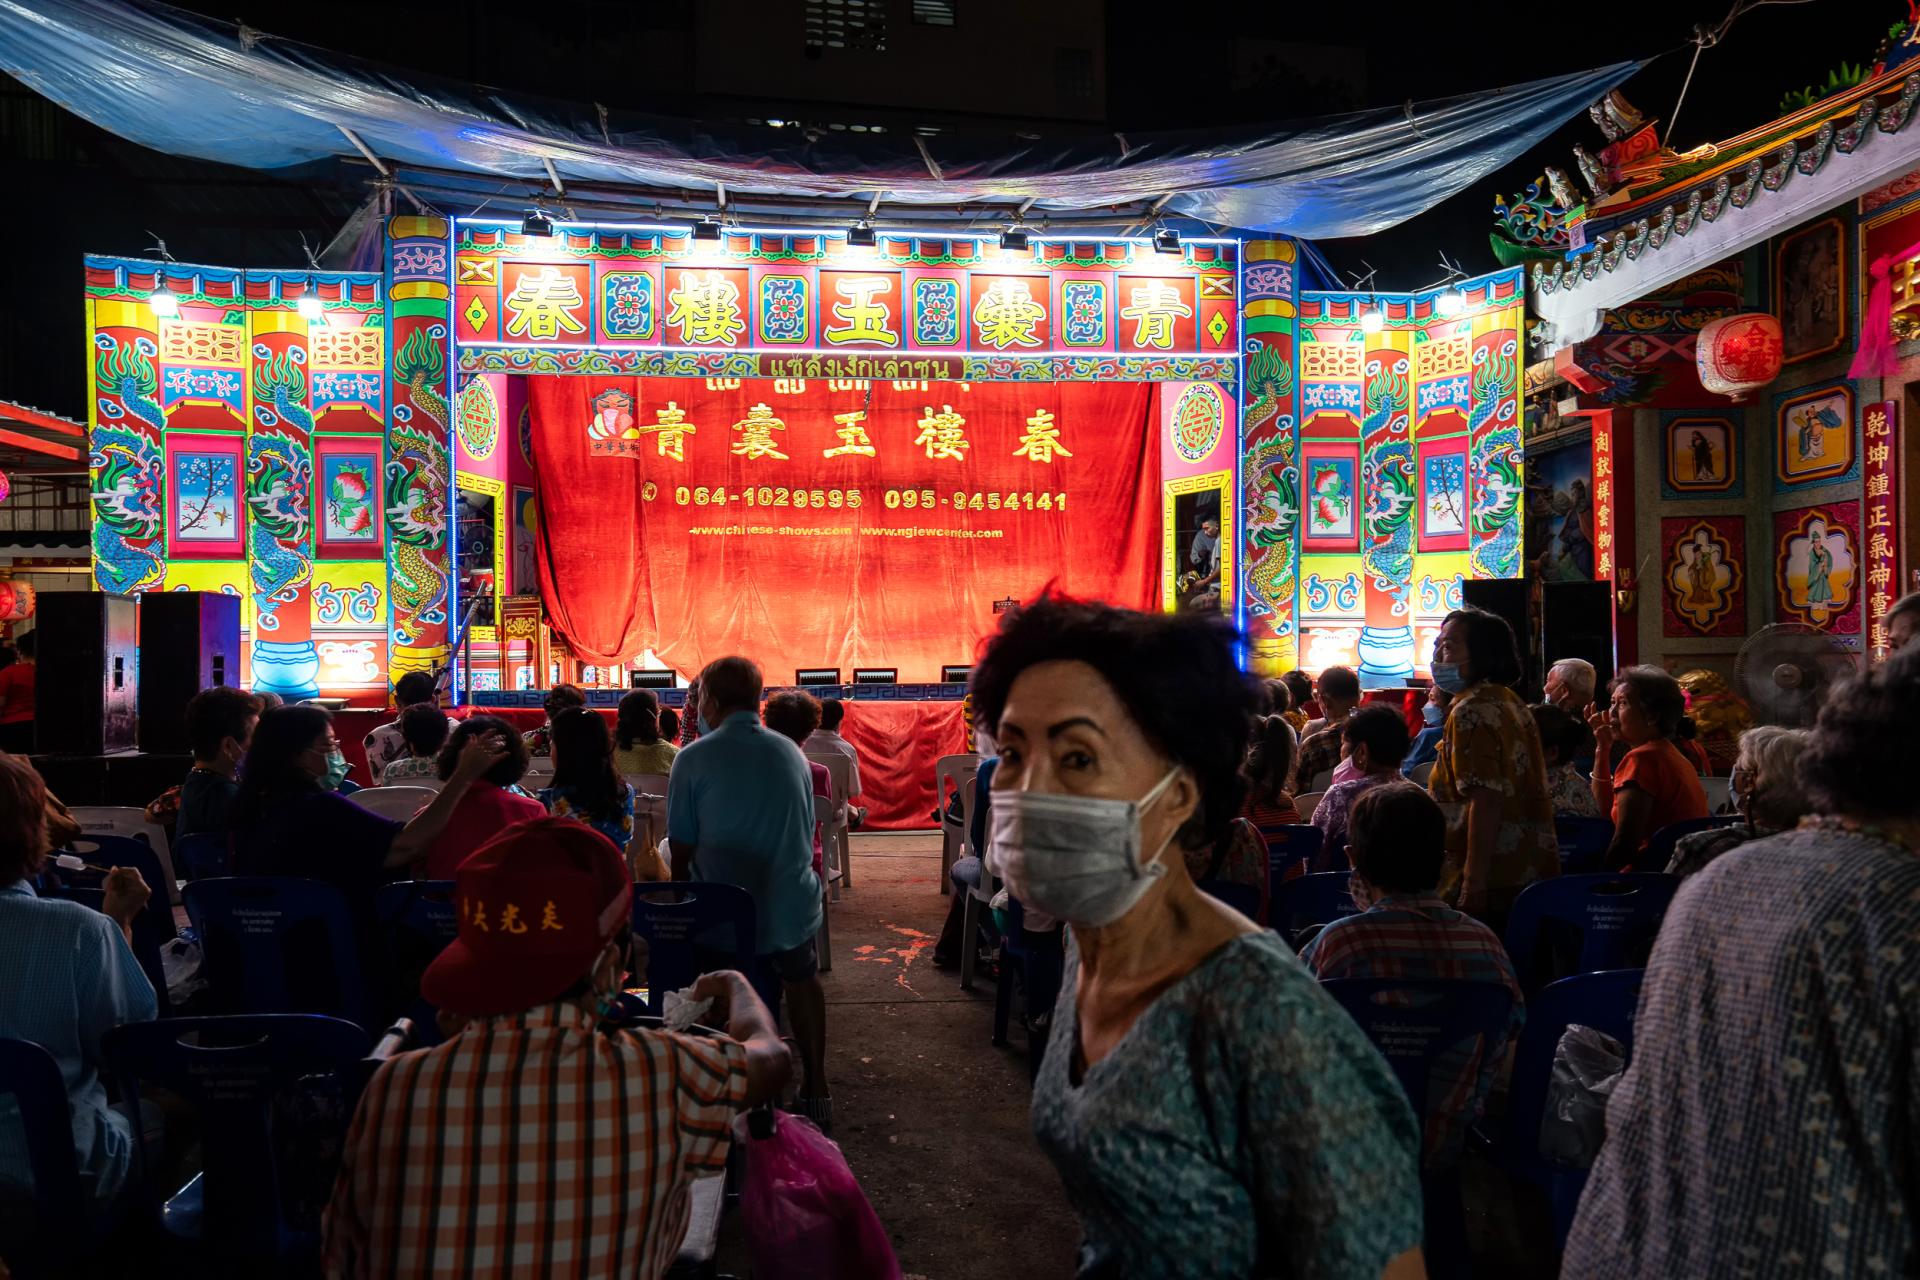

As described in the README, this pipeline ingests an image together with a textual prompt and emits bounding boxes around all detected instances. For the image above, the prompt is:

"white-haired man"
[1544,658,1596,715]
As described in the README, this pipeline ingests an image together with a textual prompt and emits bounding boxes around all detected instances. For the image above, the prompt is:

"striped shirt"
[1300,894,1524,1167]
[323,1002,749,1280]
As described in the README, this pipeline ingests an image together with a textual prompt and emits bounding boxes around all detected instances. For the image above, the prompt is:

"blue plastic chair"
[1322,978,1518,1275]
[1262,823,1325,894]
[1271,871,1358,949]
[1496,969,1645,1245]
[1554,815,1615,875]
[103,1014,371,1262]
[1198,878,1261,920]
[374,880,459,1042]
[183,877,373,1031]
[0,1038,88,1277]
[172,832,231,882]
[49,833,177,1014]
[630,882,774,1018]
[1640,816,1739,870]
[992,895,1065,1078]
[1504,873,1678,993]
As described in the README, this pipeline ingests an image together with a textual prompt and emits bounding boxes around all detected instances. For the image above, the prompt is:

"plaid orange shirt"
[323,1002,749,1280]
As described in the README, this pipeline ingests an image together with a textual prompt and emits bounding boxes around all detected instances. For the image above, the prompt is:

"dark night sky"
[0,0,1885,420]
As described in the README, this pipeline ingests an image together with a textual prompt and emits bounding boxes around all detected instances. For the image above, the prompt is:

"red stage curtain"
[528,378,1158,680]
[454,704,959,830]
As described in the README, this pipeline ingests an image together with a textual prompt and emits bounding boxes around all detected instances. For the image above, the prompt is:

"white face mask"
[985,769,1180,928]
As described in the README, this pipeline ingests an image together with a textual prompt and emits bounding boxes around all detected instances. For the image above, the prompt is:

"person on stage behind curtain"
[1401,684,1450,779]
[380,704,451,785]
[972,596,1424,1280]
[1586,667,1708,871]
[419,716,547,881]
[539,707,637,855]
[803,698,868,830]
[176,686,262,843]
[1564,650,1920,1280]
[668,657,830,1128]
[1426,607,1560,924]
[523,684,586,758]
[363,670,455,779]
[761,691,830,880]
[1530,702,1600,819]
[611,689,678,777]
[0,630,36,755]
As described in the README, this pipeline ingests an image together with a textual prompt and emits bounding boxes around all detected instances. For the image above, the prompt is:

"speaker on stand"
[34,592,139,755]
[138,591,243,753]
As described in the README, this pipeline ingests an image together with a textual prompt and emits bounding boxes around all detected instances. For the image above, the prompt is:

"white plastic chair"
[1295,790,1326,823]
[1307,768,1335,793]
[811,791,844,904]
[805,753,855,892]
[956,777,997,992]
[933,753,980,895]
[1700,774,1732,815]
[68,806,177,903]
[626,773,670,833]
[523,757,556,786]
[1410,760,1435,788]
[347,786,438,821]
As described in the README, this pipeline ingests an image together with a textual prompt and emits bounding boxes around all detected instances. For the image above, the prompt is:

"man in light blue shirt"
[668,656,829,1124]
[0,753,159,1218]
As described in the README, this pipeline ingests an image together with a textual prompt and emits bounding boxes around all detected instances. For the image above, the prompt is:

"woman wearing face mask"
[1586,666,1709,871]
[231,705,507,904]
[1424,607,1559,923]
[975,597,1425,1280]
[1400,684,1450,779]
[1664,725,1811,878]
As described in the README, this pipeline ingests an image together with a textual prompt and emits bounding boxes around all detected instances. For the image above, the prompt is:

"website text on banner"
[528,377,1160,680]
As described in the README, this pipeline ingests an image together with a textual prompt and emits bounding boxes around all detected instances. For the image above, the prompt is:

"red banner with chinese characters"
[528,377,1160,679]
[1864,400,1903,656]
[1591,414,1617,580]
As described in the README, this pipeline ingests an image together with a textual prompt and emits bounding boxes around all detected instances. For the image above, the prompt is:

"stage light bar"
[847,220,877,247]
[521,208,556,239]
[692,216,724,241]
[853,667,898,685]
[148,284,179,318]
[630,669,676,689]
[999,226,1031,252]
[1153,228,1182,254]
[940,664,972,683]
[1359,307,1386,333]
[295,284,324,320]
[796,668,842,686]
[1435,289,1465,317]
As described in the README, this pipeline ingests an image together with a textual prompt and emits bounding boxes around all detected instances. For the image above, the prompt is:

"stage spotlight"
[521,208,555,238]
[630,669,676,689]
[999,225,1031,252]
[1153,228,1182,254]
[847,220,877,247]
[1359,306,1386,333]
[1435,289,1465,317]
[148,284,179,318]
[692,216,724,241]
[295,284,324,320]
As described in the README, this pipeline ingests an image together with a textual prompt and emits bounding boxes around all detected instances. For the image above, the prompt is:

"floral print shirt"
[1426,681,1559,910]
[1546,762,1601,818]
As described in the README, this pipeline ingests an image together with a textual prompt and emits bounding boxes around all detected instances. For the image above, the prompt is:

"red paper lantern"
[0,581,35,623]
[1696,312,1783,401]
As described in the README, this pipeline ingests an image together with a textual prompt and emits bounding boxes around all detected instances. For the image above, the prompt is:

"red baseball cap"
[421,817,633,1017]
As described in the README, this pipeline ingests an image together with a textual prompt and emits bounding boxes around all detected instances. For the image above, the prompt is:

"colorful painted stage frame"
[86,220,1262,702]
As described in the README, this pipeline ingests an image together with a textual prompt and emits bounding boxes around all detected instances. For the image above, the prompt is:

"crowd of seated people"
[803,697,867,828]
[611,687,679,776]
[360,670,451,778]
[1291,663,1360,792]
[16,586,1920,1280]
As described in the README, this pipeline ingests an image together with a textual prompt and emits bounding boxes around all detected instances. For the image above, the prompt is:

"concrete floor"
[717,832,1082,1279]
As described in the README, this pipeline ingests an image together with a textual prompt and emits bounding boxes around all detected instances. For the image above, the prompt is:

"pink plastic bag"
[735,1111,902,1280]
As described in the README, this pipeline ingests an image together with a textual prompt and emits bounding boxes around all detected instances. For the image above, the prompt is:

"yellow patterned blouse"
[1427,681,1560,910]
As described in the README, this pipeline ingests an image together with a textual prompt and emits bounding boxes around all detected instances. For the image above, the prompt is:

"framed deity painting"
[1774,501,1862,636]
[312,437,384,561]
[1661,516,1745,638]
[1773,383,1857,490]
[166,432,245,559]
[1661,413,1740,498]
[1774,217,1846,364]
[1301,444,1361,553]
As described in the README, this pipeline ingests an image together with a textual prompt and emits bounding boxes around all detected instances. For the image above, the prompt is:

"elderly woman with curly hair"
[1566,648,1920,1278]
[1586,665,1709,870]
[974,596,1424,1280]
[1665,725,1812,878]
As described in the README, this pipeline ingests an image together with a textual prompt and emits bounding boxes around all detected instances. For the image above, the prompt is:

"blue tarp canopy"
[0,0,1640,237]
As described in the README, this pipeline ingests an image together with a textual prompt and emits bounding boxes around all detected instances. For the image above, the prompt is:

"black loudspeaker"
[1460,578,1537,695]
[1543,581,1617,694]
[138,592,243,753]
[35,592,139,755]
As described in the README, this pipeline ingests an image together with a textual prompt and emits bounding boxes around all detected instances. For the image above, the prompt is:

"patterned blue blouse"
[1566,823,1920,1278]
[1031,929,1423,1279]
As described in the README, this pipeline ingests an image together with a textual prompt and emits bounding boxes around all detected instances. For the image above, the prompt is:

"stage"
[338,693,969,831]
